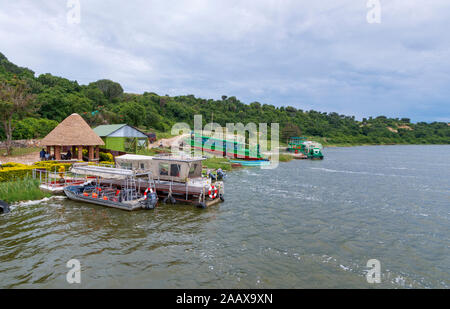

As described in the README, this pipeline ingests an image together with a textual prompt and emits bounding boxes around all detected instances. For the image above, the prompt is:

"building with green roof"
[93,124,148,153]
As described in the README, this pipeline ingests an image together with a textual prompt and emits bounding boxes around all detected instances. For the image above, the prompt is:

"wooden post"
[88,146,94,161]
[55,146,61,160]
[78,146,83,160]
[95,146,100,160]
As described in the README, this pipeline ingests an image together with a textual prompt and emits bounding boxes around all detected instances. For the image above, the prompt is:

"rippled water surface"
[1,145,449,288]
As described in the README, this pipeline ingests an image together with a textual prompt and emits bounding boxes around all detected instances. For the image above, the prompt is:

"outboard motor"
[0,200,10,214]
[143,192,158,210]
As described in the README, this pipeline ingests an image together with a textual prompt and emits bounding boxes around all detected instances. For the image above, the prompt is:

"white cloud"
[0,0,449,121]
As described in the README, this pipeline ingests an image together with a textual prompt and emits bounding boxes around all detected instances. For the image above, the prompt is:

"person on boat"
[44,151,50,161]
[216,168,226,180]
[66,150,72,160]
[40,148,46,161]
[207,169,217,181]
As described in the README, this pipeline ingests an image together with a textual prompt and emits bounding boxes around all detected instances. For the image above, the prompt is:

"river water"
[0,145,449,288]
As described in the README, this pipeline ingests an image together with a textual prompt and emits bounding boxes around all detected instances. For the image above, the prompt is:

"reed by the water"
[203,157,232,171]
[278,154,294,162]
[0,178,50,204]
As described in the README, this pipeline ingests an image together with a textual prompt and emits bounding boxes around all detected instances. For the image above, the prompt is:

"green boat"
[188,133,268,161]
[229,160,271,167]
[287,137,324,160]
[287,137,307,152]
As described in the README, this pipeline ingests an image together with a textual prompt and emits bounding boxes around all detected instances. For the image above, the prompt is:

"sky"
[0,0,449,122]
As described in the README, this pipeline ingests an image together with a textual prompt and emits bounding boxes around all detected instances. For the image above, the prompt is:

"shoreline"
[323,143,450,148]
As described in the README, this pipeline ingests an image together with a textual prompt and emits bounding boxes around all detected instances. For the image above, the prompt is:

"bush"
[99,152,113,162]
[99,161,115,166]
[0,161,79,182]
[88,161,115,166]
[1,162,27,168]
[0,166,36,182]
[12,118,59,139]
[32,161,75,171]
[80,150,113,162]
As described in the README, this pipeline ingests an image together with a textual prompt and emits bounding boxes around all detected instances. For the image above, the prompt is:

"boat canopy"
[115,154,205,182]
[151,154,206,162]
[71,163,149,179]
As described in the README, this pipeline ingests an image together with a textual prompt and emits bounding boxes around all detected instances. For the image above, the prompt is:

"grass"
[0,147,40,157]
[0,178,50,204]
[277,153,294,162]
[155,130,177,140]
[137,147,172,156]
[202,157,232,171]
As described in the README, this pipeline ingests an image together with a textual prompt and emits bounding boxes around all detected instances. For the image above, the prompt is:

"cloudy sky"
[0,0,449,122]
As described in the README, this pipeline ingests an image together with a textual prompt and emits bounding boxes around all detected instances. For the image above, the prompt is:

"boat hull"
[229,160,270,167]
[64,186,143,211]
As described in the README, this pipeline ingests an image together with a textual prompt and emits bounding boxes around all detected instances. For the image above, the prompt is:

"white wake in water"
[309,167,415,178]
[10,196,66,211]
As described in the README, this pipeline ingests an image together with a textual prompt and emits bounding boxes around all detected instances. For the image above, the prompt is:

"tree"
[91,79,123,101]
[281,122,302,142]
[0,78,37,155]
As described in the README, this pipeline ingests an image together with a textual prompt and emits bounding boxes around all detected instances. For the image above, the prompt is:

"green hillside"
[0,52,449,145]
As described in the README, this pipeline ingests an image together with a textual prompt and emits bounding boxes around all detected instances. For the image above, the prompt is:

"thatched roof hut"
[42,113,104,146]
[41,113,104,161]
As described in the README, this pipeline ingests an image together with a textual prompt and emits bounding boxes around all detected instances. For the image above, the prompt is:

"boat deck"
[64,187,143,211]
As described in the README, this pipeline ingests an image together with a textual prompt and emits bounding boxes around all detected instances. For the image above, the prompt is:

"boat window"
[140,163,145,169]
[159,163,169,176]
[189,164,198,177]
[121,163,132,170]
[170,164,181,177]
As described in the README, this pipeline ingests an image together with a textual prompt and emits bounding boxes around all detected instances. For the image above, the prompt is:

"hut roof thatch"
[41,113,105,146]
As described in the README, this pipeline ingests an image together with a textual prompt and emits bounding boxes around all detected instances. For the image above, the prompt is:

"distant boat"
[287,137,324,160]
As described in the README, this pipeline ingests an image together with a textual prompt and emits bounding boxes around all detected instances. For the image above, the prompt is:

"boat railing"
[72,162,116,168]
[33,167,88,189]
